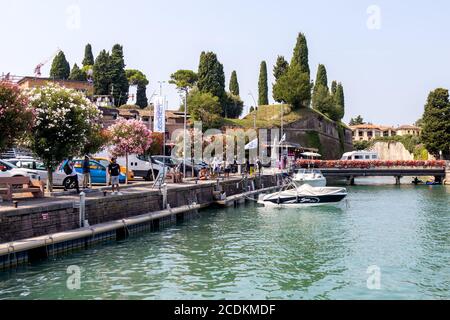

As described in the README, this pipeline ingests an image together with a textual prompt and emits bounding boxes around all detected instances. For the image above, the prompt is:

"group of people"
[197,157,263,181]
[63,156,122,195]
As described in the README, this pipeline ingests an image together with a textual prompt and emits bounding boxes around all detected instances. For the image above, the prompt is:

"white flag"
[280,133,286,143]
[153,96,165,133]
[245,138,258,150]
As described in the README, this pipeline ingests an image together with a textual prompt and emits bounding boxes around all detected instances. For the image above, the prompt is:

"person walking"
[82,155,91,189]
[108,157,122,195]
[64,158,80,194]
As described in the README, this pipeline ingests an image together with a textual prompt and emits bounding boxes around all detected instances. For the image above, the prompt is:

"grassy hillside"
[223,104,347,128]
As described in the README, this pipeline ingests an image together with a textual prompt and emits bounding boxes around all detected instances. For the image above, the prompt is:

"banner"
[280,133,286,143]
[245,138,258,150]
[153,96,166,133]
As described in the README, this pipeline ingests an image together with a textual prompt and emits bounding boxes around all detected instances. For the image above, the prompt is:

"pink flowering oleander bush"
[0,81,34,151]
[27,83,102,190]
[295,160,446,169]
[107,118,153,158]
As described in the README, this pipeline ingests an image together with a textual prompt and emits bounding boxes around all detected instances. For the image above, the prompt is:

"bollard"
[79,192,86,228]
[162,183,168,209]
[13,201,18,208]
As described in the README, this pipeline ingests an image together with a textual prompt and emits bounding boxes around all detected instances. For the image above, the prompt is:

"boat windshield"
[295,169,322,175]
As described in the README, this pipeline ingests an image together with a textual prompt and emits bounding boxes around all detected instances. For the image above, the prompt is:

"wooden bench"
[0,176,44,201]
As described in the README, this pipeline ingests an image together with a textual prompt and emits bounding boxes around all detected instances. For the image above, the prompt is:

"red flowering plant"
[107,118,153,184]
[295,159,446,169]
[0,81,34,152]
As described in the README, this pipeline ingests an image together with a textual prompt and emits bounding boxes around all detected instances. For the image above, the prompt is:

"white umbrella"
[301,152,322,158]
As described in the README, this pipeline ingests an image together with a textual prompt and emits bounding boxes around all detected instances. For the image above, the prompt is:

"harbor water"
[0,184,449,300]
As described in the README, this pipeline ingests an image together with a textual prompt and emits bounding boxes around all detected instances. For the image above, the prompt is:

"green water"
[0,185,449,300]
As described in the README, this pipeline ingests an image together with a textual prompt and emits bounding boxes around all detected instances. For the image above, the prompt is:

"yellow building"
[17,77,94,96]
[350,124,421,141]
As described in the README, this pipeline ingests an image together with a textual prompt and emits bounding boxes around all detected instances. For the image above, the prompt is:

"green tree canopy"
[272,63,312,109]
[312,84,338,120]
[169,69,198,91]
[349,115,365,126]
[258,61,269,105]
[224,93,243,118]
[291,32,310,78]
[334,83,345,120]
[82,44,94,67]
[69,63,87,81]
[110,44,129,106]
[126,69,149,109]
[50,51,70,80]
[197,51,226,108]
[187,90,223,130]
[93,50,112,96]
[229,70,240,96]
[314,64,328,89]
[273,55,289,81]
[421,88,450,159]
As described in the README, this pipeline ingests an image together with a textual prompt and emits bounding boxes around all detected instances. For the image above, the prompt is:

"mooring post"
[395,176,402,185]
[79,192,86,228]
[162,183,168,209]
[347,176,355,186]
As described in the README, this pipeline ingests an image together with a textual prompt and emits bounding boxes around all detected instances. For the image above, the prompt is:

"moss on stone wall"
[305,131,323,155]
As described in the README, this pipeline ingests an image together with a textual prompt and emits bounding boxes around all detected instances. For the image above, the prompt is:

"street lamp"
[248,92,257,130]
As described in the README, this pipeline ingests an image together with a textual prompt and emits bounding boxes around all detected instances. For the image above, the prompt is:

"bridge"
[320,167,446,185]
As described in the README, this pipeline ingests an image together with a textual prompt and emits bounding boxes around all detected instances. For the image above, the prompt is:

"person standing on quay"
[64,158,80,194]
[82,155,91,189]
[108,157,122,195]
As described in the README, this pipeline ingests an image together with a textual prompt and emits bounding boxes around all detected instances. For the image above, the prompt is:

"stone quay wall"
[0,175,278,243]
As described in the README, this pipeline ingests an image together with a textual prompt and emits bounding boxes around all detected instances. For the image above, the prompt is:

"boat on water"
[258,184,348,207]
[292,168,327,187]
[293,152,327,187]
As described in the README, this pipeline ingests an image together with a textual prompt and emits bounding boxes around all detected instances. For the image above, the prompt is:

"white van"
[340,151,379,161]
[94,150,166,181]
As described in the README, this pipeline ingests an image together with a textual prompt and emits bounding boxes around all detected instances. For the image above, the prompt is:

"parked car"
[72,159,126,184]
[8,158,83,189]
[94,150,168,181]
[92,157,134,181]
[0,159,40,181]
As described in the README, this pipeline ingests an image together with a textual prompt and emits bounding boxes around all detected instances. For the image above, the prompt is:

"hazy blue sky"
[1,0,450,125]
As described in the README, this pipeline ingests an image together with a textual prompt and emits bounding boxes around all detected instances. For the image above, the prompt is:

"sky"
[1,0,450,126]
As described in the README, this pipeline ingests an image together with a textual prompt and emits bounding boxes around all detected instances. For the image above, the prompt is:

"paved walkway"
[0,175,249,213]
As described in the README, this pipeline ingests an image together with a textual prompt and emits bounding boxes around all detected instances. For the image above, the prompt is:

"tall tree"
[314,64,328,89]
[349,115,365,126]
[126,69,149,109]
[82,44,94,67]
[187,90,223,130]
[229,70,240,96]
[169,69,198,91]
[312,64,331,115]
[258,61,269,105]
[331,80,337,96]
[291,32,310,78]
[50,51,70,80]
[93,50,112,96]
[421,88,450,159]
[224,93,243,118]
[197,51,226,108]
[273,56,289,103]
[334,83,345,120]
[110,44,129,106]
[69,63,87,81]
[273,55,289,80]
[272,63,312,109]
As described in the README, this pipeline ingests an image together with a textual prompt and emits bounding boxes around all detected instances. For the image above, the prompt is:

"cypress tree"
[50,51,70,80]
[68,63,87,81]
[258,61,269,105]
[314,64,328,89]
[291,32,310,78]
[331,80,337,96]
[229,70,240,96]
[334,83,345,120]
[82,44,94,67]
[110,44,129,106]
[273,56,289,103]
[93,50,112,96]
[273,55,289,80]
[197,51,226,108]
[136,84,148,109]
[421,88,450,159]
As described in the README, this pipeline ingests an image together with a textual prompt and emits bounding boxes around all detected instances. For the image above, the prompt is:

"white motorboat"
[292,168,327,187]
[259,184,347,207]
